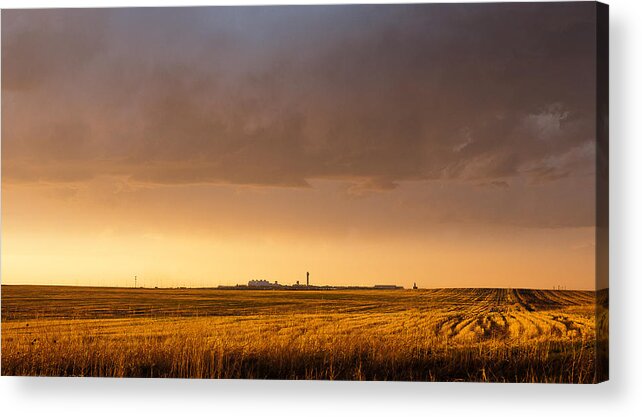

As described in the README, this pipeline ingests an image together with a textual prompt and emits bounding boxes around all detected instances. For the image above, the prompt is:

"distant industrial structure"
[248,279,276,288]
[218,272,404,291]
[373,285,404,290]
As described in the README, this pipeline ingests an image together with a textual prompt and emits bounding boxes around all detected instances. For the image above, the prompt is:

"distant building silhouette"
[374,284,403,290]
[306,272,310,287]
[248,279,277,288]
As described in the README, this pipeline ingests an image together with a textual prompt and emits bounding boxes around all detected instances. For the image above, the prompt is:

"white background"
[0,0,640,415]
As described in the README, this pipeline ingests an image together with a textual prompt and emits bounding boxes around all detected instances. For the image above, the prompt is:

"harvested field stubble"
[1,286,606,382]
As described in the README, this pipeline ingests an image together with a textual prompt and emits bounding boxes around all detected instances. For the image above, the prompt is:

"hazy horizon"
[2,4,599,290]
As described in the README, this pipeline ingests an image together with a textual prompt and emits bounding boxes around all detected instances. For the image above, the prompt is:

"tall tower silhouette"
[306,272,309,287]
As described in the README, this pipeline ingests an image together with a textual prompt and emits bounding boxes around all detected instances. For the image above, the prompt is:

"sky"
[1,3,599,289]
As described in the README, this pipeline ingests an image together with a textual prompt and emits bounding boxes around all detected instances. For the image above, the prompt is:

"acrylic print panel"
[0,2,608,382]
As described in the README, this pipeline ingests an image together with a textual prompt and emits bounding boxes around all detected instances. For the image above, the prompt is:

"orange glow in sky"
[1,6,599,289]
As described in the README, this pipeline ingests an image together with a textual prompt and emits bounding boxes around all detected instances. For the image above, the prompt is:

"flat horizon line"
[0,283,602,292]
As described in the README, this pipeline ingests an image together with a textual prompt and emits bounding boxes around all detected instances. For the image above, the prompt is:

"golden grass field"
[1,285,608,382]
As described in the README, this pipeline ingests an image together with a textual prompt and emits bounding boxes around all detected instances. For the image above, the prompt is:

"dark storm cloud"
[2,3,596,190]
